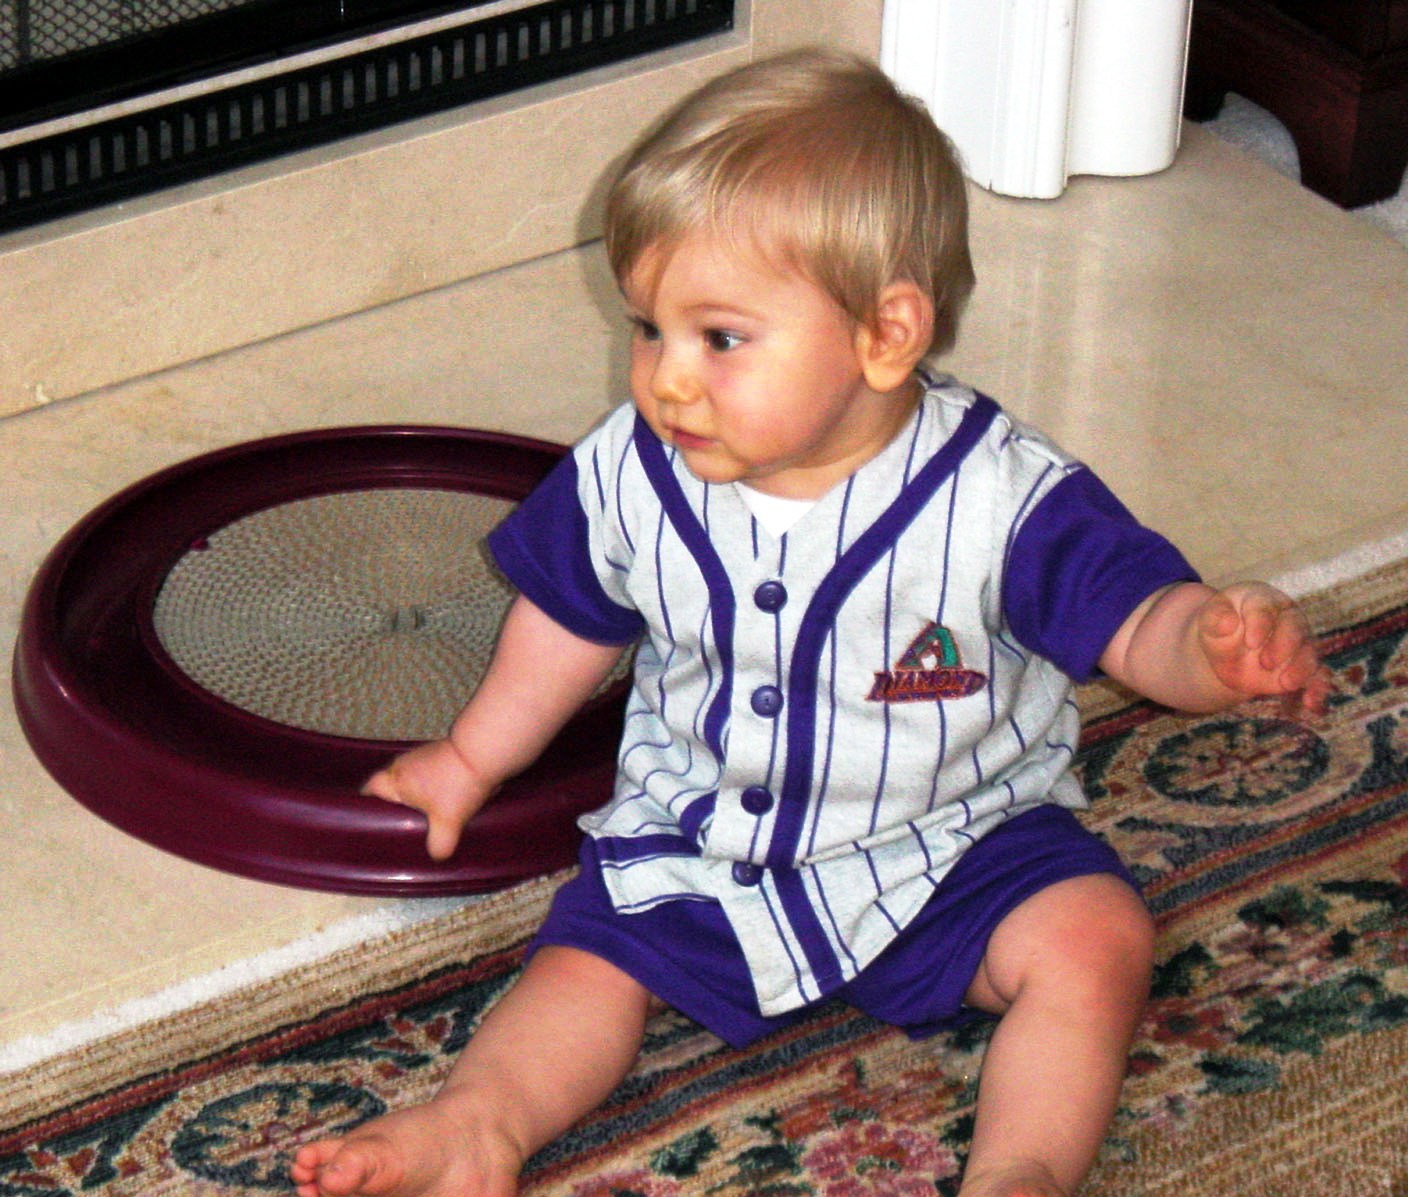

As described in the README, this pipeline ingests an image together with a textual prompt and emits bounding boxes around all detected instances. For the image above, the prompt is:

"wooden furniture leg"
[1184,0,1408,208]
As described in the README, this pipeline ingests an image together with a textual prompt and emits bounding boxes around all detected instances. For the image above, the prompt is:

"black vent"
[0,0,733,233]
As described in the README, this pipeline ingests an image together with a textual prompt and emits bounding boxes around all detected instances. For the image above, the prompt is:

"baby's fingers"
[1210,581,1300,653]
[1196,590,1246,654]
[1283,663,1334,717]
[423,815,465,862]
[1257,594,1313,667]
[360,765,461,859]
[1263,601,1333,714]
[361,770,462,860]
[357,740,481,860]
[1198,584,1324,703]
[360,766,404,804]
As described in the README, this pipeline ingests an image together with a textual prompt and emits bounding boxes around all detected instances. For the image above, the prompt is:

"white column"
[881,0,1192,199]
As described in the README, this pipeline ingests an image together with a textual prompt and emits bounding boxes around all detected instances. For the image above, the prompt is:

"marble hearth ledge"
[2,122,1406,1050]
[0,0,887,418]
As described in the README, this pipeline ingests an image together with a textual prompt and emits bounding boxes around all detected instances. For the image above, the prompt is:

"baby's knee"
[983,873,1155,1009]
[1087,889,1155,981]
[1052,878,1155,1011]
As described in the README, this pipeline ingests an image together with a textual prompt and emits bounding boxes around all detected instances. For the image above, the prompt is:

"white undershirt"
[735,483,817,538]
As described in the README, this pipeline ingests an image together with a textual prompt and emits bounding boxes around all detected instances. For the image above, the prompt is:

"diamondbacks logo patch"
[867,621,988,703]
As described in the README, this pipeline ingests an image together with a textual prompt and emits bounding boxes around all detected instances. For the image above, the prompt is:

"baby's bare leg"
[957,874,1154,1197]
[290,946,652,1197]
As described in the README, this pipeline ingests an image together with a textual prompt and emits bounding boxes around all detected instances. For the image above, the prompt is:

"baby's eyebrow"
[680,298,763,322]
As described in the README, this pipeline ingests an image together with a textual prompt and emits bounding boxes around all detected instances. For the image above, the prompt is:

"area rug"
[3,557,1407,1196]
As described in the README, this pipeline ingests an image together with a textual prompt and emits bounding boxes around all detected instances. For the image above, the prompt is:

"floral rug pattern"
[2,561,1407,1196]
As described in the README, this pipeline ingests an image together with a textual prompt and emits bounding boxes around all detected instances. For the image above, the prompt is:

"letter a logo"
[867,621,987,703]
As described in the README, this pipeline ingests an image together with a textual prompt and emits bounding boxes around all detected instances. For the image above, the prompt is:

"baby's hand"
[1197,582,1331,715]
[363,739,492,861]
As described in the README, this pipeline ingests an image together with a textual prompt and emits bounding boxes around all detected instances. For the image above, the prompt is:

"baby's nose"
[652,352,702,404]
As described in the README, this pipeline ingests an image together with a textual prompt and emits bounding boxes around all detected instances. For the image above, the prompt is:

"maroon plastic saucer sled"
[12,426,626,896]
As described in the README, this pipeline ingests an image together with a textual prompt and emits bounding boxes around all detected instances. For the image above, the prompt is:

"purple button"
[732,861,764,887]
[741,786,774,815]
[751,685,783,717]
[754,580,788,612]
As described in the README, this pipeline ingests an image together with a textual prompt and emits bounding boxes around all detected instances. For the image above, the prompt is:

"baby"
[292,48,1328,1197]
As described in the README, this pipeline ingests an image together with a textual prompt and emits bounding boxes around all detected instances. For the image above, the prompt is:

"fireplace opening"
[0,0,734,233]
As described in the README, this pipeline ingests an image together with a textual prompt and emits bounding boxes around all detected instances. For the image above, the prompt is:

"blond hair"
[604,48,975,357]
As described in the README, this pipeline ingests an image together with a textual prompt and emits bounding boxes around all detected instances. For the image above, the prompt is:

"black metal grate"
[3,0,243,69]
[0,0,733,232]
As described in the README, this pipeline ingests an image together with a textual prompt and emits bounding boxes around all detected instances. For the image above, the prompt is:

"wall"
[0,0,883,418]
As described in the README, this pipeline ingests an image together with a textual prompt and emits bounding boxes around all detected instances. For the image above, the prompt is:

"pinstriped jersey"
[489,376,1196,1016]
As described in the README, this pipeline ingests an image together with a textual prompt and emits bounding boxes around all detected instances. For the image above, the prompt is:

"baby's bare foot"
[958,1161,1069,1197]
[290,1098,520,1197]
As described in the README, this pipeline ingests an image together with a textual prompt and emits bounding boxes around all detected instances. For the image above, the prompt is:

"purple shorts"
[531,804,1138,1049]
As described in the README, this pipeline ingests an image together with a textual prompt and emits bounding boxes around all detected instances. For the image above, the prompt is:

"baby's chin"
[665,440,748,485]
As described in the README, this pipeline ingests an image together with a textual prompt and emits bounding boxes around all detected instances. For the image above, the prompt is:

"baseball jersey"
[489,375,1196,1016]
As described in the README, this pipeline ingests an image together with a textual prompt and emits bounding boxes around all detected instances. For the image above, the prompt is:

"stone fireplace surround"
[0,0,883,420]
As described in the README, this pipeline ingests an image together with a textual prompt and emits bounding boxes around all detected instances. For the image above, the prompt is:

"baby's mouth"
[667,427,712,450]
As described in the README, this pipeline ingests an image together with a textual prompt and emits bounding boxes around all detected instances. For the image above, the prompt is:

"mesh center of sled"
[153,488,517,742]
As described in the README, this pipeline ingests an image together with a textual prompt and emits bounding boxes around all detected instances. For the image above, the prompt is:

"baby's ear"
[856,280,935,393]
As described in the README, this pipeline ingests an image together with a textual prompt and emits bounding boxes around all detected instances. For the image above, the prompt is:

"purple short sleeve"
[1004,468,1198,681]
[488,453,645,646]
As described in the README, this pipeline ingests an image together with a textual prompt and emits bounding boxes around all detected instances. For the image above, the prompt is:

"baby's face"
[621,232,913,501]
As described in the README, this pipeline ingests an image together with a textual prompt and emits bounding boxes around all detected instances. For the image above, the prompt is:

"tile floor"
[3,122,1407,1061]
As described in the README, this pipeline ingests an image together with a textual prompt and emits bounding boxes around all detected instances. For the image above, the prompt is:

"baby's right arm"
[363,594,628,860]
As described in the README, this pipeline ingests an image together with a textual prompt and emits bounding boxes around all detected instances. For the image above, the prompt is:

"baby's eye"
[704,329,744,352]
[630,317,661,342]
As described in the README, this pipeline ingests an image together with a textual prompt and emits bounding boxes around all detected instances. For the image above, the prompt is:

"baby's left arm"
[1099,581,1331,715]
